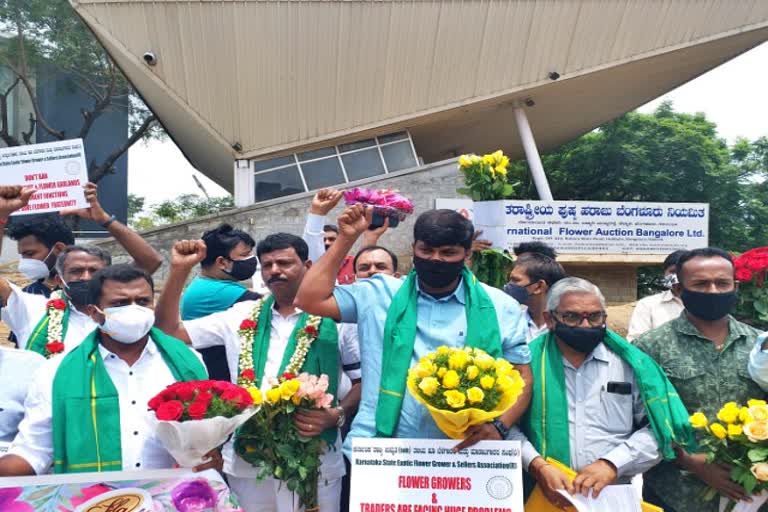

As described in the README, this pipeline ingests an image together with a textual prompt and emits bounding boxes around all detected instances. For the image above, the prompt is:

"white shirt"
[185,299,355,480]
[1,284,97,354]
[303,212,327,265]
[626,290,684,341]
[521,306,549,342]
[8,337,180,474]
[748,333,768,391]
[0,348,45,446]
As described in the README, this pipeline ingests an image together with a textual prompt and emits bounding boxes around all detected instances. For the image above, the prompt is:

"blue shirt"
[181,276,250,321]
[334,273,530,454]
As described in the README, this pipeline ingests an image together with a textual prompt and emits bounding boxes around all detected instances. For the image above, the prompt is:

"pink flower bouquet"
[343,187,414,229]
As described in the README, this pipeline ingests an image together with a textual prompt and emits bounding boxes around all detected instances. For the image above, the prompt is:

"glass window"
[253,155,295,172]
[381,141,416,172]
[377,132,408,144]
[297,147,337,162]
[254,166,305,202]
[342,148,385,181]
[339,139,376,152]
[301,157,346,189]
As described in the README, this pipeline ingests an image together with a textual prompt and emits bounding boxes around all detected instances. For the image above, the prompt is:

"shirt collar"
[415,276,466,304]
[672,311,752,342]
[560,339,610,369]
[660,290,681,303]
[97,334,157,361]
[271,299,303,318]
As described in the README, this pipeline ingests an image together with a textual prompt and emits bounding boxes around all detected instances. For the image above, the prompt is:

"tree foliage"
[129,194,235,231]
[0,0,161,181]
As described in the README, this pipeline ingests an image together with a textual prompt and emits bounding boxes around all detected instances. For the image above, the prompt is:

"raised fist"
[0,185,36,217]
[171,239,207,270]
[336,204,372,240]
[310,188,344,216]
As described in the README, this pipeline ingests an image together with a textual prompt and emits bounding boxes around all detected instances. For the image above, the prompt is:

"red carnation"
[221,388,242,404]
[46,298,67,310]
[282,372,296,380]
[240,369,256,381]
[45,341,64,354]
[188,400,209,420]
[148,395,164,411]
[304,325,319,336]
[195,391,213,404]
[240,319,257,330]
[156,400,184,421]
[176,382,196,402]
[736,267,754,282]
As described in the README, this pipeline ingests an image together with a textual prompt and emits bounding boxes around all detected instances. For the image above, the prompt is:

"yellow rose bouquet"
[689,400,768,510]
[406,346,525,439]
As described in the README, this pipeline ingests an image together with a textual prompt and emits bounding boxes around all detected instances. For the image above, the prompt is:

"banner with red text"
[0,139,88,215]
[350,438,523,512]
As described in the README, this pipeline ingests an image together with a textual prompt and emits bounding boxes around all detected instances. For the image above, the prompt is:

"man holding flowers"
[294,206,532,452]
[155,233,361,512]
[636,248,765,511]
[0,264,216,476]
[508,277,694,507]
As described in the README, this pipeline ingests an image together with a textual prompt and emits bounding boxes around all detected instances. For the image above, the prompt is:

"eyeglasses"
[553,310,607,327]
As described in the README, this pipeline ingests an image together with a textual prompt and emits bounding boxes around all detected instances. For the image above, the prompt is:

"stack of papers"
[556,485,642,512]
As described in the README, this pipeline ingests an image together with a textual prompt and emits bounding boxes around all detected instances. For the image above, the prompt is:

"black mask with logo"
[412,256,465,289]
[63,280,91,307]
[680,288,738,321]
[224,256,258,281]
[554,322,605,354]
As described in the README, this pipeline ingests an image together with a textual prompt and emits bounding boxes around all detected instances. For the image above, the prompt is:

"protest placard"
[0,139,89,216]
[436,198,708,255]
[350,438,523,512]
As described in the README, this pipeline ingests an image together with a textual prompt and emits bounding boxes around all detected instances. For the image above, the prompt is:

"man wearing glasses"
[509,277,694,508]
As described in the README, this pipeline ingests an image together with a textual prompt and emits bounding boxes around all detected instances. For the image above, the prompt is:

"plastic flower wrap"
[147,380,259,467]
[689,400,768,510]
[343,187,414,228]
[406,346,525,439]
[235,372,335,511]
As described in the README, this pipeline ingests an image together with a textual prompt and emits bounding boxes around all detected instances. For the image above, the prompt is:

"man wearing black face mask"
[295,206,533,454]
[509,277,694,508]
[635,248,765,512]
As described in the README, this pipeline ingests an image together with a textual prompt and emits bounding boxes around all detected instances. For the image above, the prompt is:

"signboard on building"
[435,199,708,255]
[350,438,524,512]
[0,139,88,215]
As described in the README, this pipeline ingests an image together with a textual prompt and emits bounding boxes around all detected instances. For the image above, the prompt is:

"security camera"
[143,52,158,66]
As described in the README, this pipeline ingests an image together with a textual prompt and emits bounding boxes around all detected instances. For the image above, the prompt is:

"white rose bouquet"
[689,400,768,511]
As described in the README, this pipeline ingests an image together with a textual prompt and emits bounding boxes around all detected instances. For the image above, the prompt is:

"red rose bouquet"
[733,248,768,329]
[147,380,260,467]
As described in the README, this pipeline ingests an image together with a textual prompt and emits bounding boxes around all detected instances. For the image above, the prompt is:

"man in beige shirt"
[627,250,686,341]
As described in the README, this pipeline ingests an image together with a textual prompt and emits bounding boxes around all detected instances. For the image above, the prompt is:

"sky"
[128,42,768,206]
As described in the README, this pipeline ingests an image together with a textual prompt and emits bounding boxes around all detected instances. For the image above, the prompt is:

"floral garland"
[237,297,322,388]
[44,291,67,358]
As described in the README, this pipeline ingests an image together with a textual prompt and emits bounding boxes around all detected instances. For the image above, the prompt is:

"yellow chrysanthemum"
[449,351,470,370]
[247,387,263,406]
[728,424,743,438]
[710,423,727,440]
[467,387,485,404]
[279,379,301,400]
[442,370,460,390]
[689,412,708,429]
[418,377,440,397]
[480,375,495,390]
[266,387,281,404]
[465,365,479,381]
[444,390,466,409]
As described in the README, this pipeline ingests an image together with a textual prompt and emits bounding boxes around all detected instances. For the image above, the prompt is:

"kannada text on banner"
[436,199,708,255]
[0,139,89,215]
[350,438,523,512]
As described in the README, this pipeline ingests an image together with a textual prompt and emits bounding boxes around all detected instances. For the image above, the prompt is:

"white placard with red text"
[351,438,523,512]
[0,139,88,215]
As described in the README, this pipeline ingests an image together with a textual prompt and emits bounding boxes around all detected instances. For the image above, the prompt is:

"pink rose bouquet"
[343,187,414,228]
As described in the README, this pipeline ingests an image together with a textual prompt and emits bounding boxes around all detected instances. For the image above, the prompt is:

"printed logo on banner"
[486,475,514,500]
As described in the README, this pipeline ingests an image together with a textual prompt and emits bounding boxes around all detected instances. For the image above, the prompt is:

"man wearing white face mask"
[0,264,219,476]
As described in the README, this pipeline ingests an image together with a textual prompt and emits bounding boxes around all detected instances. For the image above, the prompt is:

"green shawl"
[27,295,71,357]
[51,327,208,474]
[376,267,503,437]
[521,329,696,467]
[243,295,339,445]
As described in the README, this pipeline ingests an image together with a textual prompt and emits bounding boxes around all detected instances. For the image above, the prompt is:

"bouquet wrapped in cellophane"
[689,399,768,512]
[407,346,525,439]
[342,187,414,229]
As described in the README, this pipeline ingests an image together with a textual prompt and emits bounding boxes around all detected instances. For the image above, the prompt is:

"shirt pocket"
[598,390,634,434]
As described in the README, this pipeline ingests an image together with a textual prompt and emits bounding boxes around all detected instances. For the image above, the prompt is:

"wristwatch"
[335,406,346,428]
[492,419,510,439]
